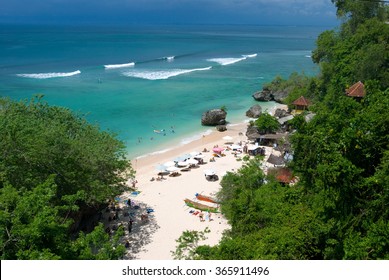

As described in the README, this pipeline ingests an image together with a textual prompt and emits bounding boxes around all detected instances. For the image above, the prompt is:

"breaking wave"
[104,62,135,69]
[16,70,81,79]
[207,53,257,65]
[122,66,212,80]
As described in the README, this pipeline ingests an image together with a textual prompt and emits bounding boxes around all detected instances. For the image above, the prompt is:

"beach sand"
[112,104,287,260]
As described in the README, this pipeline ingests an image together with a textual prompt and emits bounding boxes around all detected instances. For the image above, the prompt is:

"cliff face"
[252,88,289,103]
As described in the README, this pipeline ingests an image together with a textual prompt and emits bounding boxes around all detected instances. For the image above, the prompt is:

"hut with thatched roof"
[267,167,296,185]
[346,81,365,98]
[267,154,285,167]
[292,96,311,111]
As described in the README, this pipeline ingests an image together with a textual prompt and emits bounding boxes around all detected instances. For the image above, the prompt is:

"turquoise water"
[0,24,325,158]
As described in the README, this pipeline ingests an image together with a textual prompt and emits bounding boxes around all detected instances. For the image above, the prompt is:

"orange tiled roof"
[292,96,310,106]
[346,81,365,97]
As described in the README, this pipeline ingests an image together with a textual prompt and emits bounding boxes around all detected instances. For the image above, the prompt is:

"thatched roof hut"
[267,154,285,166]
[292,96,311,110]
[346,81,365,98]
[268,167,295,184]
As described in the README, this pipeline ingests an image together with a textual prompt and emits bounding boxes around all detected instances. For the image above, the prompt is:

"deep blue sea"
[0,24,326,159]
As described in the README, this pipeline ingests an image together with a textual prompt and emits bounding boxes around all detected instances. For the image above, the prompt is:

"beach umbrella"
[163,161,176,167]
[204,169,216,176]
[212,147,224,153]
[155,164,167,171]
[177,161,189,167]
[190,151,200,157]
[174,154,191,162]
[187,158,199,165]
[194,154,205,159]
[230,144,242,150]
[166,166,179,172]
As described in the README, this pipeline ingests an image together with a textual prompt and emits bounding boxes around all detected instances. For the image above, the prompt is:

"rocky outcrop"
[216,125,227,132]
[201,109,227,126]
[274,108,289,119]
[246,104,262,118]
[246,125,261,140]
[252,88,289,103]
[252,89,273,101]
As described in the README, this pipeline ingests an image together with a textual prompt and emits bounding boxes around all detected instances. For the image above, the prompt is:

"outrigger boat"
[195,193,219,204]
[184,198,219,213]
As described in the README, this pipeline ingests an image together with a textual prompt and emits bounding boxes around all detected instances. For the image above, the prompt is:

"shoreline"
[116,103,287,260]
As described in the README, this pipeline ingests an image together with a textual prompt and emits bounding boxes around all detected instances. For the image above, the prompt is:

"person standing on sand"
[208,211,212,222]
[199,211,204,222]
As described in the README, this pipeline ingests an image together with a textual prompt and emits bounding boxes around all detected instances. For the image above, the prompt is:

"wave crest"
[104,62,135,69]
[207,53,257,66]
[16,70,81,79]
[122,66,212,80]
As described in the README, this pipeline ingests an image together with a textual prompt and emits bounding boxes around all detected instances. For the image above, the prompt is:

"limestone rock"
[274,108,289,118]
[246,104,262,118]
[216,125,227,132]
[252,89,273,101]
[201,109,227,126]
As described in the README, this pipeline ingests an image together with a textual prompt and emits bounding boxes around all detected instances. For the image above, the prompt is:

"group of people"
[199,210,212,222]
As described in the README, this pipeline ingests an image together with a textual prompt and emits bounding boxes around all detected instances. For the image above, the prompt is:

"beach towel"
[146,208,154,213]
[130,191,141,197]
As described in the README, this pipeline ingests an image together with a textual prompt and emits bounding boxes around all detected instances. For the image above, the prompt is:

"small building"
[267,154,285,167]
[292,96,311,111]
[267,167,296,185]
[346,81,365,98]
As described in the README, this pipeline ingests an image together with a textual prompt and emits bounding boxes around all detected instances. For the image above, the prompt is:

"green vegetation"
[254,112,280,134]
[0,97,134,259]
[175,0,389,259]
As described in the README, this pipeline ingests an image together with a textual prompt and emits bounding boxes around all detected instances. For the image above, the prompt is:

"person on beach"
[128,219,133,233]
[125,240,130,249]
[208,211,212,222]
[199,211,204,222]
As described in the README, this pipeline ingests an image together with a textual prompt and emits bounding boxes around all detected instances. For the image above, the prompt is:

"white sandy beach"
[110,104,287,260]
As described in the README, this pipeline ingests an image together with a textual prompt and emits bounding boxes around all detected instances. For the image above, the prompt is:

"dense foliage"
[175,0,389,260]
[254,112,280,134]
[0,97,133,259]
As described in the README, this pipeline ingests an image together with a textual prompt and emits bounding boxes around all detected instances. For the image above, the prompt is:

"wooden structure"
[292,96,311,111]
[267,167,296,184]
[346,81,365,98]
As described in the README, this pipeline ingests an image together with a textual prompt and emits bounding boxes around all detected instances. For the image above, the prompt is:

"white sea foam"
[165,56,175,61]
[180,129,213,145]
[305,55,312,58]
[243,53,258,58]
[104,62,135,69]
[122,66,212,80]
[207,53,257,66]
[16,70,81,79]
[207,57,246,66]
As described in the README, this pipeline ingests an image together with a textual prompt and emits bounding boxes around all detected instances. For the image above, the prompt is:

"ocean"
[0,24,326,159]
